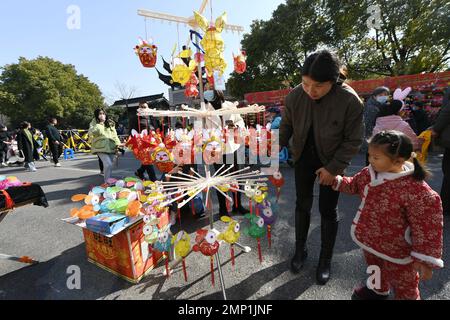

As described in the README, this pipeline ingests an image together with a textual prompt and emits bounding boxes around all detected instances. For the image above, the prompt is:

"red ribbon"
[1,190,15,210]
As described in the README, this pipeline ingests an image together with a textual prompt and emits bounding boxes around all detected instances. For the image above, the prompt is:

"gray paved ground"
[0,151,448,300]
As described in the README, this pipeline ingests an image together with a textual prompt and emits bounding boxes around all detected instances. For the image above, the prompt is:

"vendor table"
[0,183,49,264]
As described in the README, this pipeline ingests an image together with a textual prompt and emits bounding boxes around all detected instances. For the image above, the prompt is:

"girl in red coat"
[333,130,444,300]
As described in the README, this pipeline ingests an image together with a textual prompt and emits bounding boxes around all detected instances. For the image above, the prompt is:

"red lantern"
[184,73,200,98]
[135,42,158,68]
[233,51,247,74]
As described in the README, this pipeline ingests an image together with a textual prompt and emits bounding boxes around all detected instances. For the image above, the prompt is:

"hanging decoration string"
[177,23,181,53]
[145,18,148,42]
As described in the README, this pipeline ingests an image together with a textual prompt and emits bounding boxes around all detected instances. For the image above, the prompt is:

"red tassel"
[249,200,253,215]
[268,225,272,249]
[182,258,188,282]
[177,207,181,225]
[231,244,235,267]
[210,256,215,287]
[257,238,263,263]
[164,252,170,278]
[234,191,238,209]
[256,206,260,217]
[226,197,231,213]
[182,117,186,128]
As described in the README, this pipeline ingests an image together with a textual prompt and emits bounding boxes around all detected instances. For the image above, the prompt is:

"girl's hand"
[413,261,433,281]
[316,168,336,186]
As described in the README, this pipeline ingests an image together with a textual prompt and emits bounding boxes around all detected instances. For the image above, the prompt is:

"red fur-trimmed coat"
[333,163,444,269]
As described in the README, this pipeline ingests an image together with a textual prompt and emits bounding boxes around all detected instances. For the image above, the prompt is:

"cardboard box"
[64,211,170,283]
[86,213,129,235]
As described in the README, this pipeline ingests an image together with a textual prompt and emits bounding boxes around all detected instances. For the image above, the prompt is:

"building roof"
[111,94,169,108]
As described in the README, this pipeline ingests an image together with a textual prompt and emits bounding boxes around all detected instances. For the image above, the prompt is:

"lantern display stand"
[136,1,267,300]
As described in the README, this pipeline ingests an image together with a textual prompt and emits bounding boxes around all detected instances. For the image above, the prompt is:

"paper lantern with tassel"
[134,41,157,68]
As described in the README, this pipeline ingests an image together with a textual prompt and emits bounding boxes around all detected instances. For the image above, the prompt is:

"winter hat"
[372,86,390,97]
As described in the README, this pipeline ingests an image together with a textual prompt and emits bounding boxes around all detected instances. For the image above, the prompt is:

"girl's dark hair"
[302,50,346,83]
[209,90,225,110]
[377,100,403,117]
[369,130,429,181]
[20,121,30,129]
[94,108,111,127]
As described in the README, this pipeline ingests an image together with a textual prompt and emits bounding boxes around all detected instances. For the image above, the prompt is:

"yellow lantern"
[194,11,227,75]
[171,59,197,86]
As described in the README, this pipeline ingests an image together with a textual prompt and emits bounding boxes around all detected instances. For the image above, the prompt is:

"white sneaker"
[30,163,37,172]
[55,163,61,167]
[1,162,7,167]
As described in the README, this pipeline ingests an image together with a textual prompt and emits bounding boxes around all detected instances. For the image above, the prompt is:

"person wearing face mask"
[279,50,364,285]
[17,121,39,172]
[362,87,390,164]
[203,89,250,217]
[89,108,124,183]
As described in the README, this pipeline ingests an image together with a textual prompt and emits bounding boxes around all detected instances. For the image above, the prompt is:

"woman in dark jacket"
[17,121,39,172]
[279,50,364,285]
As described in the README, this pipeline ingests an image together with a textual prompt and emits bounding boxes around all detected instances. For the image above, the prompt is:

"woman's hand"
[413,261,433,281]
[316,168,336,186]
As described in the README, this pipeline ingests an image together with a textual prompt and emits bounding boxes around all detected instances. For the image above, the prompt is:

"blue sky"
[0,0,284,103]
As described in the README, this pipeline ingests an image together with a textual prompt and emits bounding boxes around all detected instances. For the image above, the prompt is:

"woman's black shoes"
[290,246,308,274]
[316,257,331,285]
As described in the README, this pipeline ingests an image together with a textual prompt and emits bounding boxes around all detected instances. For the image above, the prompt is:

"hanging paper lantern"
[135,42,158,68]
[174,129,195,165]
[218,216,241,266]
[172,231,191,282]
[193,229,220,256]
[143,215,160,244]
[151,143,175,173]
[233,51,247,74]
[244,214,266,263]
[194,11,227,76]
[269,171,285,201]
[193,229,220,286]
[127,130,160,166]
[257,199,278,248]
[184,72,200,98]
[202,129,224,165]
[172,59,197,86]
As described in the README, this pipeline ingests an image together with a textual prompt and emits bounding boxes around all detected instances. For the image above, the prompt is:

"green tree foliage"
[0,56,104,129]
[227,0,450,98]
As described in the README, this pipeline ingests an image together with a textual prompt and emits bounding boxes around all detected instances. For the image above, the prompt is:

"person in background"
[267,107,282,129]
[432,87,450,216]
[411,101,430,135]
[45,117,63,167]
[373,100,421,151]
[89,108,124,183]
[0,124,12,167]
[17,121,39,172]
[362,87,390,164]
